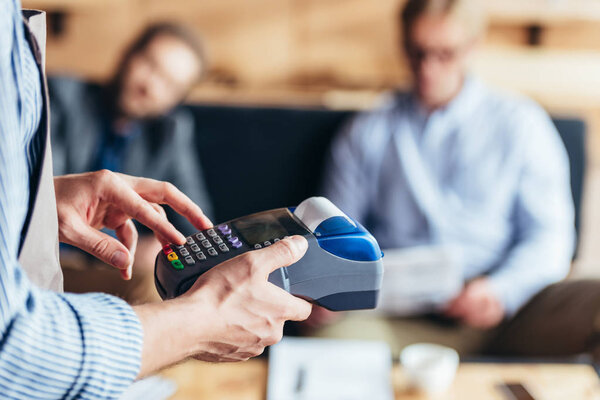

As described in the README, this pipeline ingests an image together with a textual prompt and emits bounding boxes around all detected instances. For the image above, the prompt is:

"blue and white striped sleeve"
[0,2,144,399]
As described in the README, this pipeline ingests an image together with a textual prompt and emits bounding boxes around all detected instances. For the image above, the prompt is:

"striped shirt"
[1,1,143,399]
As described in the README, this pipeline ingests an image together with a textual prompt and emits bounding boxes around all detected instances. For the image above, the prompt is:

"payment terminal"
[155,197,384,311]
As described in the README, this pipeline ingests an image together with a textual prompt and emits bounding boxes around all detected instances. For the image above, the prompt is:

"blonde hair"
[400,0,487,43]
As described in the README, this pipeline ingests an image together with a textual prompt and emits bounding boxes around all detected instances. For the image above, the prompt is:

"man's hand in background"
[444,278,505,329]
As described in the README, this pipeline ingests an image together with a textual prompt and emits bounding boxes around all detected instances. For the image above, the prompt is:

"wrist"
[134,296,211,377]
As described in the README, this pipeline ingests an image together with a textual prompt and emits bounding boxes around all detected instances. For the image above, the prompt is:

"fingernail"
[121,264,132,281]
[111,251,129,269]
[289,235,308,251]
[175,231,186,245]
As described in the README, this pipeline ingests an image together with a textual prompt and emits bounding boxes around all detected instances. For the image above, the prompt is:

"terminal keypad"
[163,224,246,270]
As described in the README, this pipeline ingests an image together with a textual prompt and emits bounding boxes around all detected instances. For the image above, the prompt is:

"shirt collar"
[407,75,484,124]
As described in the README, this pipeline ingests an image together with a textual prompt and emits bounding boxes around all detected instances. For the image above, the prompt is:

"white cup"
[400,343,459,396]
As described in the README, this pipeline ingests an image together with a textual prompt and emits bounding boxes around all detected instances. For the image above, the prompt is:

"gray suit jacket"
[49,76,213,235]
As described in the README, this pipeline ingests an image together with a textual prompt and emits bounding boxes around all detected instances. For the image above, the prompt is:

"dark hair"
[400,0,485,45]
[121,22,206,74]
[105,22,206,116]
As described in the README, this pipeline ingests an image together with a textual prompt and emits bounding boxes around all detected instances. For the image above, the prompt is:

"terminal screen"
[233,214,289,245]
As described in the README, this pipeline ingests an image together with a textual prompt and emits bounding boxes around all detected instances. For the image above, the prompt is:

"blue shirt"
[0,2,143,398]
[322,77,575,315]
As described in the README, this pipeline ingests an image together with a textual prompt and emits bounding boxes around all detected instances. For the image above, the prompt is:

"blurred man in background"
[50,23,212,303]
[317,0,600,359]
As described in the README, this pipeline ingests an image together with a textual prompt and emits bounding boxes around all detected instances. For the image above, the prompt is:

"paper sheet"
[119,376,177,400]
[376,245,463,316]
[267,337,393,400]
[293,197,354,232]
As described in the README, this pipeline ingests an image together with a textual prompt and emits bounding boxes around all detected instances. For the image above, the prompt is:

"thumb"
[252,236,308,278]
[67,220,133,270]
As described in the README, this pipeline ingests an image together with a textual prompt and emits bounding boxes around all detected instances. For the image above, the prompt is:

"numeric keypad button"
[184,256,195,265]
[218,243,229,253]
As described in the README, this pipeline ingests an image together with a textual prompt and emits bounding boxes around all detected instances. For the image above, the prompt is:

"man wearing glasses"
[319,0,600,359]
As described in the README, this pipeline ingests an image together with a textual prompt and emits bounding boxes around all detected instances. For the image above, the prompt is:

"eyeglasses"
[405,41,473,65]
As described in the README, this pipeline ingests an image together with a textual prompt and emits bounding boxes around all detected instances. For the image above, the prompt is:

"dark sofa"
[188,104,586,251]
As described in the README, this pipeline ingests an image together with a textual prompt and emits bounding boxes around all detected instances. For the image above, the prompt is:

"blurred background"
[23,0,600,278]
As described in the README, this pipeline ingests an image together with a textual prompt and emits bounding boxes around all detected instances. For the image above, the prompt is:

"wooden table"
[161,358,600,400]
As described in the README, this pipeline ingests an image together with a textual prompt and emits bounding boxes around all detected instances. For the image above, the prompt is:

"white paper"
[267,337,393,400]
[119,376,177,400]
[293,197,355,232]
[376,245,463,316]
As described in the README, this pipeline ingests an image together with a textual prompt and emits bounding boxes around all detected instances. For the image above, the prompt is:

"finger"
[248,236,308,278]
[444,296,467,318]
[149,203,167,219]
[100,174,186,245]
[115,219,138,280]
[280,294,312,322]
[148,203,169,245]
[264,284,313,322]
[64,217,132,270]
[117,174,213,231]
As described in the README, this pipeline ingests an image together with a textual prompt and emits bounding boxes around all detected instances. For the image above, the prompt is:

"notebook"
[267,337,393,400]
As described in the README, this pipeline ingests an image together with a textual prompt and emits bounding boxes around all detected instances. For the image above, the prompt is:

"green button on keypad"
[171,259,184,270]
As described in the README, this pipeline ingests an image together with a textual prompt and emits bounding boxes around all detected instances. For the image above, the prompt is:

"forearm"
[134,298,202,377]
[0,287,143,399]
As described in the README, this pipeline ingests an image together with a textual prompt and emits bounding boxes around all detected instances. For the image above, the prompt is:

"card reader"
[154,197,384,311]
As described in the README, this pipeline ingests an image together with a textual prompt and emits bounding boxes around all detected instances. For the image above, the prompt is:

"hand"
[135,236,313,375]
[444,278,505,329]
[54,170,212,280]
[182,236,313,362]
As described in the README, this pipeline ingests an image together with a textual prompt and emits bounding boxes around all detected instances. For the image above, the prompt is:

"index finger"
[101,175,186,245]
[117,174,213,231]
[268,286,312,321]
